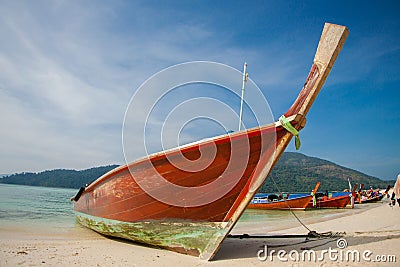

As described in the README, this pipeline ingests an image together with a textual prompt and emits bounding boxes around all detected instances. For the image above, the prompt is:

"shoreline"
[1,200,399,266]
[233,202,376,235]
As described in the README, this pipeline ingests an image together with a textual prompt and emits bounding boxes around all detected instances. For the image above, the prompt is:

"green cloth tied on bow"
[279,115,301,150]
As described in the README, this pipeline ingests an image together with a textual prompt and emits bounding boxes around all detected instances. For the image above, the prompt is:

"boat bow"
[73,23,349,261]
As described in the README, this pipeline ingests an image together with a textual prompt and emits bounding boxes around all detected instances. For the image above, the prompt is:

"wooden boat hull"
[73,23,348,260]
[307,195,350,209]
[75,212,228,256]
[355,193,384,204]
[248,195,313,210]
[74,122,288,258]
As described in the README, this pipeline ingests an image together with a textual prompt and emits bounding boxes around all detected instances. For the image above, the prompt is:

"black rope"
[228,233,310,239]
[232,177,347,245]
[300,238,339,250]
[227,231,346,240]
[227,231,346,249]
[268,175,312,232]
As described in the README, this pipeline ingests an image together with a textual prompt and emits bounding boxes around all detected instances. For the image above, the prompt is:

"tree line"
[1,153,395,192]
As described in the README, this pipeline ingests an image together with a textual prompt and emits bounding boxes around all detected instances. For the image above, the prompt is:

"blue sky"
[0,0,399,180]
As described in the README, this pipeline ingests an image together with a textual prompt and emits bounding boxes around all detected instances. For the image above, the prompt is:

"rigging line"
[228,231,346,249]
[268,175,312,233]
[301,238,341,251]
[227,231,345,240]
[265,236,335,249]
[263,239,313,248]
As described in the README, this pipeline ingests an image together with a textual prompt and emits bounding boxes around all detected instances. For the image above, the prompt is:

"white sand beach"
[1,200,399,267]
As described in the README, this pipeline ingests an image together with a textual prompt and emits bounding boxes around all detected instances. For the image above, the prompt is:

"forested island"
[1,153,394,193]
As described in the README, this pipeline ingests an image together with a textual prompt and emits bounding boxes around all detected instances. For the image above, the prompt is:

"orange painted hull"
[73,23,349,260]
[74,122,290,258]
[75,126,278,222]
[248,195,313,210]
[307,195,350,209]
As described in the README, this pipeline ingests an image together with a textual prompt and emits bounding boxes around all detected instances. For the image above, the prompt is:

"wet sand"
[1,199,399,266]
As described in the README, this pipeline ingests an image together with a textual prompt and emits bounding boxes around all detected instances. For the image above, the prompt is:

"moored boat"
[72,23,348,261]
[306,193,350,209]
[355,185,390,204]
[248,183,320,210]
[355,193,385,204]
[306,183,357,209]
[249,195,312,210]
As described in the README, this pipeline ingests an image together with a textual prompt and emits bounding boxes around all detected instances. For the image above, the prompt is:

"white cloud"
[0,1,322,173]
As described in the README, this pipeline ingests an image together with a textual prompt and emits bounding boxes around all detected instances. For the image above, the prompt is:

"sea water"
[0,184,77,230]
[0,184,386,235]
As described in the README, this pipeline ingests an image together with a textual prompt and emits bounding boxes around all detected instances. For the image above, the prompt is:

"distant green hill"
[0,165,118,189]
[258,152,395,193]
[0,153,395,192]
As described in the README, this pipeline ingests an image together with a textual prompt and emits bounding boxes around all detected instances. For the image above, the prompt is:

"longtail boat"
[306,183,357,209]
[248,183,320,210]
[355,193,384,204]
[355,185,390,204]
[307,194,350,209]
[354,183,365,203]
[71,23,348,260]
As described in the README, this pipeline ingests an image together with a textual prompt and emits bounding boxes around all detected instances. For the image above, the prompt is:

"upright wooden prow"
[73,23,349,262]
[351,183,359,194]
[285,23,349,127]
[351,183,359,208]
[205,23,349,261]
[312,182,321,195]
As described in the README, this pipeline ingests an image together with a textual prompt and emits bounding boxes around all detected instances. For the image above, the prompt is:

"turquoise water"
[0,183,77,229]
[0,184,385,234]
[238,205,361,230]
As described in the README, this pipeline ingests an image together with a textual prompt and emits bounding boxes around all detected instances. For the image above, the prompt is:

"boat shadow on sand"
[213,233,400,261]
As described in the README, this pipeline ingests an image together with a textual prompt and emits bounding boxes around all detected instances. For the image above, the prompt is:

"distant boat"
[355,193,384,204]
[71,23,348,261]
[306,183,357,209]
[306,193,350,209]
[355,185,390,204]
[248,183,320,210]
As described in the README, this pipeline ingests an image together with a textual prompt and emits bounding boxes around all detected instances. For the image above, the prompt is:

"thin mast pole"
[238,62,248,131]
